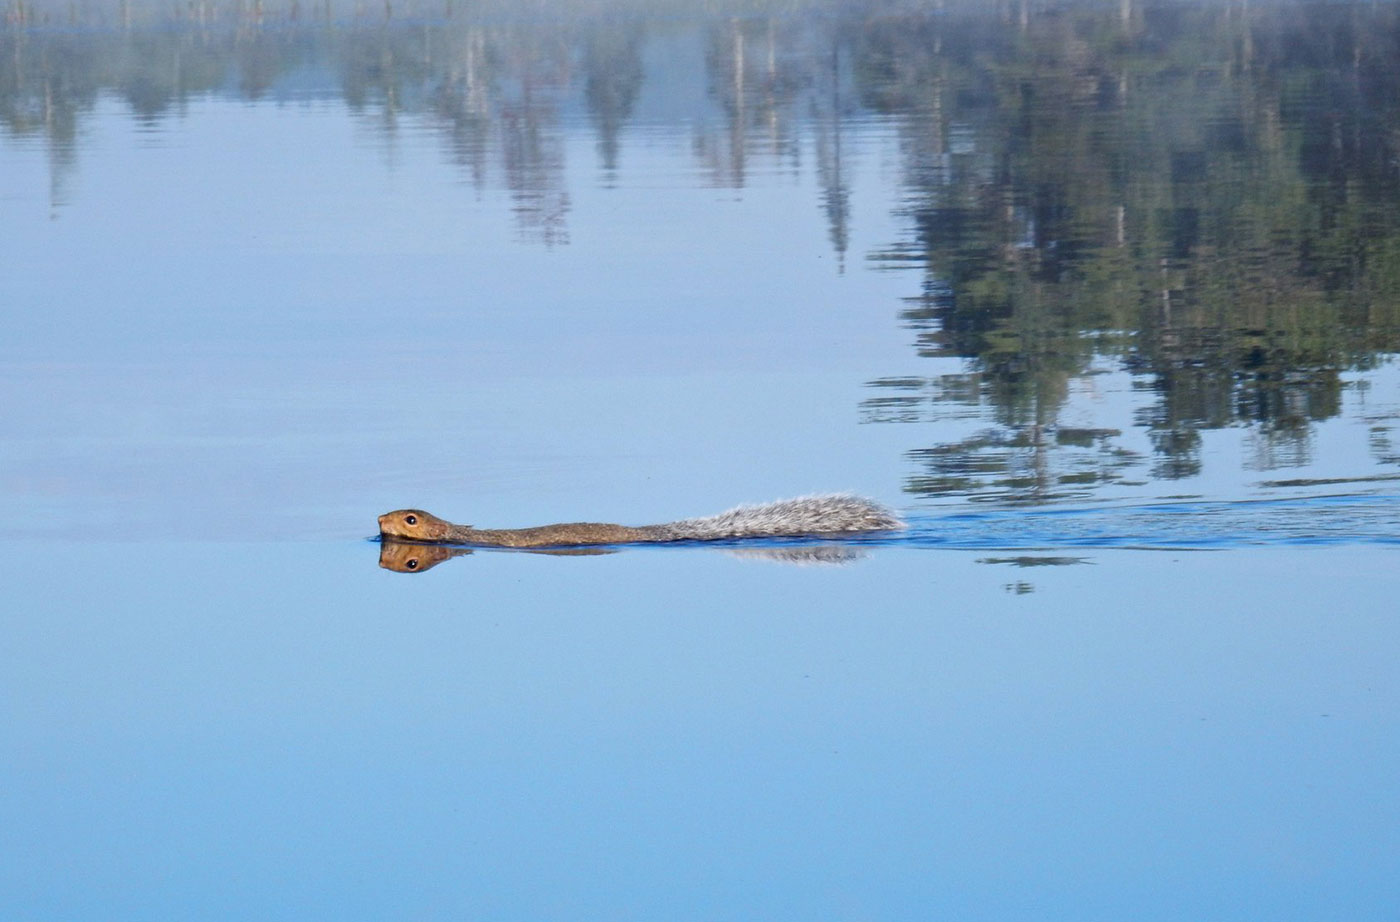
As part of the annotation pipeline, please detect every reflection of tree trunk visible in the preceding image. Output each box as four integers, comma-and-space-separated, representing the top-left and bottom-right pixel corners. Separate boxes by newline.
730, 18, 745, 186
765, 19, 778, 151
931, 69, 944, 155
582, 22, 643, 180
816, 38, 850, 268
44, 77, 55, 207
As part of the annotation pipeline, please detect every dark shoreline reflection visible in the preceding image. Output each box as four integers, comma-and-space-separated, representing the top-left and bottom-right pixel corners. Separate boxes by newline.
6, 0, 1400, 507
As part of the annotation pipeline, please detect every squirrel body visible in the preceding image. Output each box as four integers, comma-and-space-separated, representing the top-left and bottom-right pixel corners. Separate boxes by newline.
378, 494, 903, 548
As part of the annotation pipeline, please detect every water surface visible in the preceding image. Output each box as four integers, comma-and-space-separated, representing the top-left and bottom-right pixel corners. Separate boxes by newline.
2, 1, 1398, 918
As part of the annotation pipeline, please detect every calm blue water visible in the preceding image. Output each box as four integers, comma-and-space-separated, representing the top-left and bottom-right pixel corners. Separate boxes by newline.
2, 2, 1399, 919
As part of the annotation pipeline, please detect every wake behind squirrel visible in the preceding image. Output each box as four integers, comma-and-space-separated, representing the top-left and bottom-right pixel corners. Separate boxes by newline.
378, 494, 904, 548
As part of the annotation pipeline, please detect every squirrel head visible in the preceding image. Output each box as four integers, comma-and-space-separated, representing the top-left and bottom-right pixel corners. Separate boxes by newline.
377, 509, 460, 542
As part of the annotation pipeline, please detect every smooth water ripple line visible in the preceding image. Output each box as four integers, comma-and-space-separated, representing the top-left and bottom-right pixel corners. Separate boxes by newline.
888, 492, 1400, 550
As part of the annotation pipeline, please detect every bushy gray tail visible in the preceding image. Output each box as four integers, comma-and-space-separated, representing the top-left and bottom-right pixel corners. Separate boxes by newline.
656, 494, 904, 540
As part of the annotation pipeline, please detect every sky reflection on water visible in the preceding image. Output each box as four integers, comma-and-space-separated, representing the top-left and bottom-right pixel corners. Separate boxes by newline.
4, 540, 1399, 920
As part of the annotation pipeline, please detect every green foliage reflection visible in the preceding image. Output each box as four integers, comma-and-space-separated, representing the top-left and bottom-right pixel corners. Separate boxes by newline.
4, 0, 1398, 502
854, 2, 1400, 500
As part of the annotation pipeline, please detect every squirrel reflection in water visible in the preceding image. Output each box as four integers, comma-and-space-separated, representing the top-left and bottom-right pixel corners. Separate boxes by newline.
376, 494, 901, 574
378, 541, 613, 573
377, 536, 870, 574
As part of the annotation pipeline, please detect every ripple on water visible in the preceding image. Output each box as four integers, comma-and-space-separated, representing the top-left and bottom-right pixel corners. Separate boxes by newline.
894, 491, 1400, 551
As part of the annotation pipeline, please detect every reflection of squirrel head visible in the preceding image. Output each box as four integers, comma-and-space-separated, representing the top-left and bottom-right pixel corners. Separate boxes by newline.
377, 509, 459, 542
378, 541, 470, 573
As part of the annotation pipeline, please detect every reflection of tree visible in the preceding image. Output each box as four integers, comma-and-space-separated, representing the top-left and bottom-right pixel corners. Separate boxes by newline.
492, 25, 572, 246
689, 14, 869, 267
4, 3, 1400, 494
694, 17, 806, 189
0, 32, 87, 209
811, 35, 853, 270
341, 20, 573, 243
582, 20, 643, 181
0, 28, 240, 209
431, 27, 491, 187
1, 9, 869, 254
855, 2, 1400, 501
864, 374, 1141, 503
0, 15, 582, 242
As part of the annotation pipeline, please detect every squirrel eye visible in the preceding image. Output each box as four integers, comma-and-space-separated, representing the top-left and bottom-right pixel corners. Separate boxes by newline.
406, 559, 419, 569
405, 514, 417, 525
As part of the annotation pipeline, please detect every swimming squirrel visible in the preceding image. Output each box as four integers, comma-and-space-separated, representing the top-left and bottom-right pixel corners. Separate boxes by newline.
378, 494, 904, 548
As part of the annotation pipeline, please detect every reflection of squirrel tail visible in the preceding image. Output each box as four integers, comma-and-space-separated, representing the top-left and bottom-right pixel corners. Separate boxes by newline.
651, 494, 904, 540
